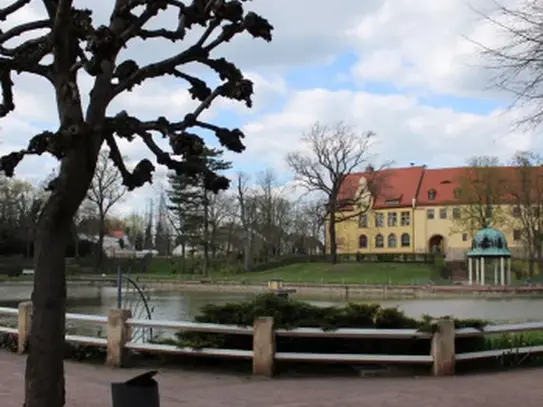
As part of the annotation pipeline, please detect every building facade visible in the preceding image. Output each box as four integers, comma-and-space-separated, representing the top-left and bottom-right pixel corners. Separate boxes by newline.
331, 166, 528, 260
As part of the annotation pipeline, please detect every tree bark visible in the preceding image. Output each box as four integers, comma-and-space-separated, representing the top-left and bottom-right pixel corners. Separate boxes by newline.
96, 213, 105, 272
328, 209, 338, 264
24, 205, 70, 407
202, 190, 209, 275
24, 155, 98, 407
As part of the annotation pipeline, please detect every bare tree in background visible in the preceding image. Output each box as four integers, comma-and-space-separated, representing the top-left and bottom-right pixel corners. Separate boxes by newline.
235, 172, 258, 272
453, 155, 507, 235
207, 191, 235, 258
509, 151, 543, 276
476, 1, 543, 127
87, 150, 126, 269
256, 168, 292, 259
286, 122, 381, 264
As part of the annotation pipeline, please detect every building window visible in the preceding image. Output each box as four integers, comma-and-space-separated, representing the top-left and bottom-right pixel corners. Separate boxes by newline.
401, 233, 410, 247
387, 233, 397, 248
439, 208, 447, 219
359, 213, 367, 228
358, 235, 368, 249
452, 207, 461, 219
428, 189, 436, 200
512, 207, 521, 217
387, 212, 397, 227
454, 188, 462, 199
513, 229, 522, 241
427, 209, 435, 219
375, 234, 384, 248
375, 213, 384, 228
462, 233, 468, 241
401, 211, 410, 226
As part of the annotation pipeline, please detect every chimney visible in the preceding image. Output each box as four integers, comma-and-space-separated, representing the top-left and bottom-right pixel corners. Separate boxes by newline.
410, 162, 415, 167
365, 165, 374, 173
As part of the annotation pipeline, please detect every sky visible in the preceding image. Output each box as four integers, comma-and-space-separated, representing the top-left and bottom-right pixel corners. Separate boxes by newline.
0, 0, 539, 215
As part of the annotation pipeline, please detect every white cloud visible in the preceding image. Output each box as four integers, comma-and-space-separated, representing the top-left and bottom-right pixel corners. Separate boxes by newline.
238, 89, 536, 171
0, 0, 538, 217
348, 0, 522, 98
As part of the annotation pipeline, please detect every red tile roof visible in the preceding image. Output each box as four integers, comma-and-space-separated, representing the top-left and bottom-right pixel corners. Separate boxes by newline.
416, 167, 464, 206
337, 166, 425, 209
417, 166, 543, 205
108, 230, 125, 239
337, 165, 543, 210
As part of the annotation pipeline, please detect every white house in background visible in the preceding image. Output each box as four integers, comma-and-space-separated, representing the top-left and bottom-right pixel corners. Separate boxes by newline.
171, 244, 203, 257
77, 232, 137, 257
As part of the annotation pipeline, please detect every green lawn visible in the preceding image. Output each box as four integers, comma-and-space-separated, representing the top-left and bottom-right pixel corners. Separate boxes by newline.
138, 262, 437, 285
222, 262, 435, 284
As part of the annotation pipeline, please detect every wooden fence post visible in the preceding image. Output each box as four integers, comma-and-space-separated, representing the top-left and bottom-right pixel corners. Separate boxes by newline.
106, 309, 132, 368
431, 318, 456, 376
253, 317, 275, 377
17, 301, 33, 354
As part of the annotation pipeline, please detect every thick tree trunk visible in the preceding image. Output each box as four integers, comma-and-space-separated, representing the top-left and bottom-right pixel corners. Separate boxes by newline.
243, 231, 252, 272
202, 191, 209, 275
328, 211, 338, 264
24, 148, 100, 407
96, 217, 106, 272
24, 206, 71, 407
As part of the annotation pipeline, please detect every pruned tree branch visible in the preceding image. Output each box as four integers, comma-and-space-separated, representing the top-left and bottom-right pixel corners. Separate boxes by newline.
0, 1, 274, 406
0, 0, 272, 192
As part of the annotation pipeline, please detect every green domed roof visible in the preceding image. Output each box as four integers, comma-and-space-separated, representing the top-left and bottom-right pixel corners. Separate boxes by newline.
467, 227, 511, 257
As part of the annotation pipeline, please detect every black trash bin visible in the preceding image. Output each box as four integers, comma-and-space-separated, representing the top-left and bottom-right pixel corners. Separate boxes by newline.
111, 370, 160, 407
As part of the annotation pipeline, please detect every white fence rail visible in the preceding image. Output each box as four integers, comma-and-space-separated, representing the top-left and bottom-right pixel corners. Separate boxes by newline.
1, 303, 543, 376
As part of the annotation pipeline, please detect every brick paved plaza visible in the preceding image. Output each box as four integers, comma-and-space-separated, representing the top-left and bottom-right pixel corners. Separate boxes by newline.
1, 351, 542, 406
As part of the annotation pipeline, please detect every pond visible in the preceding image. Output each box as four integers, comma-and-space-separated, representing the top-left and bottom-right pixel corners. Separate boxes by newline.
1, 284, 543, 324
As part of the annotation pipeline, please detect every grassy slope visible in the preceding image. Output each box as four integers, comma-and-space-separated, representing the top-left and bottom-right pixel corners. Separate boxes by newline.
220, 262, 435, 284
139, 262, 436, 284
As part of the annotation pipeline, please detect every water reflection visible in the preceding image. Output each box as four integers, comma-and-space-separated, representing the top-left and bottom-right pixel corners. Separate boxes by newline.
1, 283, 543, 323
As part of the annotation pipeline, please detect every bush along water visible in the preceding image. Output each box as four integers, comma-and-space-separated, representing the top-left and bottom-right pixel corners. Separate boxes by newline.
166, 294, 486, 357
161, 294, 543, 371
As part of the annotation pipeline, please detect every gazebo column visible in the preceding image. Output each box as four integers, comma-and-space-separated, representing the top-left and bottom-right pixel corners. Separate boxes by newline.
468, 257, 473, 285
493, 260, 498, 285
481, 257, 485, 285
475, 259, 480, 284
500, 257, 505, 286
507, 257, 512, 284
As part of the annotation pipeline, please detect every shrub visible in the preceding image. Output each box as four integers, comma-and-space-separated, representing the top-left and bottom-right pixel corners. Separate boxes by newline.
169, 294, 487, 356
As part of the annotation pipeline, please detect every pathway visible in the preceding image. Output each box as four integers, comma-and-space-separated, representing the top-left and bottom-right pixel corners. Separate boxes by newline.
1, 351, 542, 407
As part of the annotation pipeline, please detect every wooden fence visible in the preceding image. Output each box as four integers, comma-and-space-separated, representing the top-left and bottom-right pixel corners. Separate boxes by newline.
1, 303, 543, 376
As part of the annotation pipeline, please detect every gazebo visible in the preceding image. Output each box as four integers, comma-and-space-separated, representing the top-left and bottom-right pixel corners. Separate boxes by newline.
466, 227, 512, 285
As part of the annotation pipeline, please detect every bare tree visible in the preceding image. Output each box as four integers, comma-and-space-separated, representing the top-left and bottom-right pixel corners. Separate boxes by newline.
235, 172, 258, 272
255, 168, 292, 259
207, 191, 235, 258
292, 198, 326, 254
0, 2, 273, 405
475, 1, 543, 127
286, 122, 380, 263
509, 151, 543, 276
86, 150, 126, 269
453, 156, 507, 235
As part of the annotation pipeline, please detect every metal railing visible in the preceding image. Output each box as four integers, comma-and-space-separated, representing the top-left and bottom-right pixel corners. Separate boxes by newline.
2, 304, 543, 375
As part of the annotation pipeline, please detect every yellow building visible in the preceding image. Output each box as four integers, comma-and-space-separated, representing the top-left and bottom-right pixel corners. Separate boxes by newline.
330, 166, 526, 260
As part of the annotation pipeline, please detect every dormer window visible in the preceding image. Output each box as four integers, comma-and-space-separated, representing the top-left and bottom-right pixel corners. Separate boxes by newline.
385, 199, 401, 205
428, 189, 436, 201
453, 188, 462, 199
